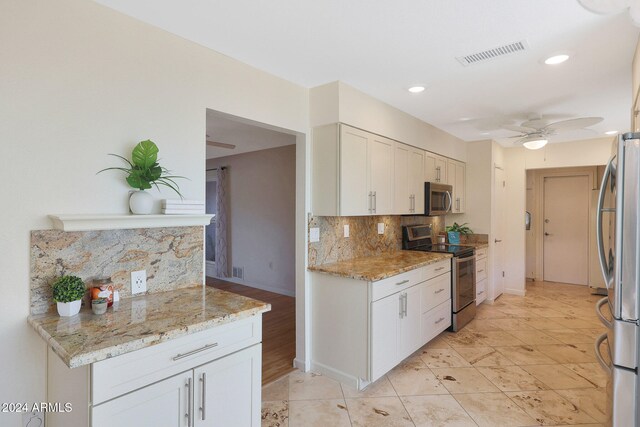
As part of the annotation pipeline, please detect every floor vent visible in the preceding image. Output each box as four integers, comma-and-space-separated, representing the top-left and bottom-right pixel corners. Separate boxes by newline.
232, 266, 244, 280
456, 40, 529, 66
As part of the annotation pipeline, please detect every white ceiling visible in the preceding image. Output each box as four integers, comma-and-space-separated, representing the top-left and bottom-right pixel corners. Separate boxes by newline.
206, 110, 295, 159
96, 0, 640, 145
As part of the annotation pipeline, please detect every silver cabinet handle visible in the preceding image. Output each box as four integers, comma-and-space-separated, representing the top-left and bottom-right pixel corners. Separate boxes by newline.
434, 288, 445, 294
373, 191, 377, 213
173, 343, 219, 361
200, 373, 206, 421
594, 332, 612, 375
368, 191, 373, 213
434, 317, 445, 324
398, 294, 404, 319
396, 279, 410, 286
596, 297, 612, 329
185, 378, 192, 427
435, 266, 445, 271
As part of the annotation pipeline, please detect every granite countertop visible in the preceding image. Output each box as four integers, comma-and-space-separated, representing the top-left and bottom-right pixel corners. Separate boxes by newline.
308, 251, 452, 281
28, 286, 271, 368
461, 242, 489, 250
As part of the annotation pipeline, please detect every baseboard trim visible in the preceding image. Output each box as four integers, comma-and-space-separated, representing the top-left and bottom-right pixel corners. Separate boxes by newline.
310, 361, 361, 389
206, 275, 295, 297
293, 357, 307, 372
505, 288, 526, 297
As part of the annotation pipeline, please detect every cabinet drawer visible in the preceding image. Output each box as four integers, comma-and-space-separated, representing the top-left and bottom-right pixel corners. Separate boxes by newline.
476, 257, 487, 282
476, 247, 488, 260
371, 267, 422, 302
421, 259, 451, 282
420, 273, 451, 314
476, 279, 487, 305
92, 315, 261, 405
421, 299, 451, 344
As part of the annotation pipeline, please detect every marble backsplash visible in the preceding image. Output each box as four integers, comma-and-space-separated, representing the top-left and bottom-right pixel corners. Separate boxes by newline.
30, 226, 203, 315
308, 215, 444, 267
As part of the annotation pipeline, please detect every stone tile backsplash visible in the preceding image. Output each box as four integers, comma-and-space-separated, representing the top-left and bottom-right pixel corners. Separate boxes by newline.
30, 226, 203, 315
308, 215, 444, 267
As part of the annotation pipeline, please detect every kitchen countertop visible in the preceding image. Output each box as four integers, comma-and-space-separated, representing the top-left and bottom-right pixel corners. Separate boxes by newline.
308, 251, 452, 281
27, 286, 270, 368
461, 242, 489, 250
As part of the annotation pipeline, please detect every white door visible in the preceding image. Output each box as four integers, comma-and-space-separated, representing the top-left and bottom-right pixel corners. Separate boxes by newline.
194, 344, 261, 427
92, 372, 191, 427
409, 148, 425, 214
340, 126, 369, 215
394, 143, 411, 214
493, 167, 506, 298
398, 286, 421, 360
543, 175, 590, 285
371, 293, 400, 381
369, 135, 394, 215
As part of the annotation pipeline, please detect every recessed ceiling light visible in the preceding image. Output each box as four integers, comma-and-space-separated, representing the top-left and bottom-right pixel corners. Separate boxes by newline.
480, 132, 490, 135
544, 54, 570, 65
605, 130, 618, 135
408, 86, 425, 93
459, 117, 472, 121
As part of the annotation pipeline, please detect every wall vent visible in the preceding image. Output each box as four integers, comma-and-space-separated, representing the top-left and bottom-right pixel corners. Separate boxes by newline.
456, 40, 529, 66
232, 266, 244, 280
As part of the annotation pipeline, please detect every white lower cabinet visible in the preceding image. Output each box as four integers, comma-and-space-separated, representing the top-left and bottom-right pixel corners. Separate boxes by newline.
311, 259, 452, 389
476, 247, 488, 305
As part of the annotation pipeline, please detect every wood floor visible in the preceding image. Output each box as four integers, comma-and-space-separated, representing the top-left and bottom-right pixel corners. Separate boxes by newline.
206, 277, 296, 385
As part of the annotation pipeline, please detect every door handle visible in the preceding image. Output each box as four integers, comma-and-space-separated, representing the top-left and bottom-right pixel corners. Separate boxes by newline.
368, 191, 373, 213
494, 239, 502, 243
445, 191, 453, 213
544, 232, 551, 236
398, 294, 404, 319
596, 297, 612, 329
373, 191, 377, 213
200, 373, 207, 421
185, 378, 192, 427
596, 156, 615, 288
594, 332, 612, 375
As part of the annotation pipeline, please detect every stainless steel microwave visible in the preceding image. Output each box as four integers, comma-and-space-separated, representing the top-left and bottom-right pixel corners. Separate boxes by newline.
424, 182, 453, 216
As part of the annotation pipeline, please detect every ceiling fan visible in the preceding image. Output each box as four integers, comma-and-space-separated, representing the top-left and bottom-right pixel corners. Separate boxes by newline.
502, 116, 603, 150
206, 134, 236, 150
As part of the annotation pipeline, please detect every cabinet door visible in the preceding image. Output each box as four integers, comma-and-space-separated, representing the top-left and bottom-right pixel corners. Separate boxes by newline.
409, 148, 425, 215
455, 162, 465, 213
92, 372, 191, 427
398, 286, 422, 360
435, 156, 447, 183
371, 293, 400, 381
447, 160, 458, 212
394, 143, 411, 214
194, 344, 261, 427
369, 135, 394, 215
340, 125, 370, 216
425, 153, 437, 182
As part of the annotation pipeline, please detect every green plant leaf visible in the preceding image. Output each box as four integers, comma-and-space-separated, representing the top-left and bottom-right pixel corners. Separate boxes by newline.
52, 275, 86, 303
126, 171, 152, 190
131, 140, 159, 169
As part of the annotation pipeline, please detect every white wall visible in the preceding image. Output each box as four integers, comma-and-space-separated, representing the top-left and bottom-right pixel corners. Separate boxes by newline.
310, 82, 468, 162
501, 138, 614, 295
0, 1, 309, 424
207, 145, 297, 296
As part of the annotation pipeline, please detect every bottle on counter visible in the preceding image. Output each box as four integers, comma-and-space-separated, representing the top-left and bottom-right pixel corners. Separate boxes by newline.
91, 278, 114, 307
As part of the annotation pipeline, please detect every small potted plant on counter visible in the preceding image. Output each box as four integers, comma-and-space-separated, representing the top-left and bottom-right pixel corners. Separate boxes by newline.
52, 275, 86, 317
445, 222, 473, 244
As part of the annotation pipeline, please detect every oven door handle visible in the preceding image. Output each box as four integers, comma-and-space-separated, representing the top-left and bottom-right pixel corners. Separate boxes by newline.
455, 254, 476, 263
594, 332, 612, 375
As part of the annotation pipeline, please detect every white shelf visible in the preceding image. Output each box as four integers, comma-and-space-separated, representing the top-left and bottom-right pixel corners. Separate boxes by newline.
48, 214, 215, 232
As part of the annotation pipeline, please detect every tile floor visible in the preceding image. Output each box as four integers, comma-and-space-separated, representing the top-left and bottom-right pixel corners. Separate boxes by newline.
261, 281, 609, 426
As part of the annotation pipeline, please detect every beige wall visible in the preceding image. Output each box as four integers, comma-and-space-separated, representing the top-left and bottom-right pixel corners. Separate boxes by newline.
207, 145, 297, 296
0, 1, 309, 424
310, 82, 468, 162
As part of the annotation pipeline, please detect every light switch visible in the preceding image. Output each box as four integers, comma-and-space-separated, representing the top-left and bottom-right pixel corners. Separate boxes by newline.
377, 223, 385, 234
344, 224, 350, 238
310, 227, 320, 242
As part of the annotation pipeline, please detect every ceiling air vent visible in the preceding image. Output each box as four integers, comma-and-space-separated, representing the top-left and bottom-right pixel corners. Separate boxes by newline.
456, 40, 529, 66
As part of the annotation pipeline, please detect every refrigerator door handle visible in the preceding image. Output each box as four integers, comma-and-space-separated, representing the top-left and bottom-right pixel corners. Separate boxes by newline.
594, 332, 612, 376
596, 157, 614, 288
596, 297, 613, 329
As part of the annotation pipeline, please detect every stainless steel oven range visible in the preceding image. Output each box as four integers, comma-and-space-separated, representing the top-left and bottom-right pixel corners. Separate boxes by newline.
402, 224, 476, 331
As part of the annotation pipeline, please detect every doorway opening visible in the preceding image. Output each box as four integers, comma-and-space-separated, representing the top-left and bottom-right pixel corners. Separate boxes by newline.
204, 109, 298, 384
525, 166, 606, 292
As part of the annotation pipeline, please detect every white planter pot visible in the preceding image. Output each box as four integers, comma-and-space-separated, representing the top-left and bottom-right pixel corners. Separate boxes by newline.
56, 300, 82, 317
129, 190, 154, 215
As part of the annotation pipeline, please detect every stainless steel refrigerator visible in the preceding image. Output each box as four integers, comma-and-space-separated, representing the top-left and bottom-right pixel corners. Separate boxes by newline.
595, 132, 640, 427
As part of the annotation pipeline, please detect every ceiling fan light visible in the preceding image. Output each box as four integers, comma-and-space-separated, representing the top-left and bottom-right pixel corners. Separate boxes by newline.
522, 138, 548, 150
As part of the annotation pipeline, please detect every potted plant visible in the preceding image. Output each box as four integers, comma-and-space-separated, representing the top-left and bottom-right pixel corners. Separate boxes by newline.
52, 275, 86, 317
98, 140, 185, 214
445, 222, 473, 244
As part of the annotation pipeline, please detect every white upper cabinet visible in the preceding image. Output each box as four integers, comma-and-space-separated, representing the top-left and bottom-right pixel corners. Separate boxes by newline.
395, 142, 425, 215
446, 159, 466, 214
368, 133, 394, 215
425, 152, 447, 184
339, 126, 370, 216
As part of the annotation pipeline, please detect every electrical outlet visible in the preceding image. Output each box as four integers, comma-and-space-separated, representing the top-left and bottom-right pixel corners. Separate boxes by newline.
131, 270, 147, 295
343, 224, 350, 238
23, 410, 44, 427
377, 223, 385, 234
310, 227, 320, 242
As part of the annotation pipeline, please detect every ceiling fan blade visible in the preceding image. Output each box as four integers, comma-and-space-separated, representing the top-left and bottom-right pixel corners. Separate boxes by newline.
577, 0, 629, 14
520, 119, 548, 130
206, 140, 236, 149
544, 117, 603, 132
502, 124, 538, 133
